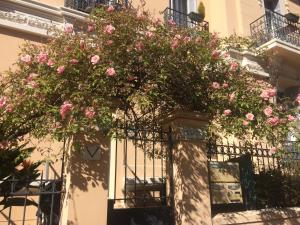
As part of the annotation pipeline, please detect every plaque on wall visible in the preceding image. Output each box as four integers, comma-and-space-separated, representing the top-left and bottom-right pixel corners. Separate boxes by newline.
178, 127, 206, 140
82, 144, 101, 160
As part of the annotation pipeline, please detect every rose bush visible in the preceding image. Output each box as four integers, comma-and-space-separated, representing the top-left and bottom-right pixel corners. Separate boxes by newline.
0, 5, 297, 151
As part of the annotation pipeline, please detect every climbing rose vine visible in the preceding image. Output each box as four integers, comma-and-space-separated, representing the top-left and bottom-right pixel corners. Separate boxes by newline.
0, 5, 297, 151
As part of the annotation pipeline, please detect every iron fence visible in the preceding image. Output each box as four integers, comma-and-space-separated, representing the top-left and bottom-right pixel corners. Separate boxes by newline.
107, 125, 174, 225
163, 7, 209, 31
65, 0, 129, 12
0, 176, 63, 225
250, 9, 300, 48
207, 140, 300, 214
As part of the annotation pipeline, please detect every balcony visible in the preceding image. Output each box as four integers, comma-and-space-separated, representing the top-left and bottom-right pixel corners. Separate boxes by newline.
250, 9, 300, 48
250, 9, 300, 75
65, 0, 128, 12
163, 7, 209, 31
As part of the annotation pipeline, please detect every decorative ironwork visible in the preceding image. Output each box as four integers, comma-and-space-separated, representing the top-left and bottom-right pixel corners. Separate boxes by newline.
163, 7, 209, 31
0, 176, 64, 225
65, 0, 129, 12
207, 140, 300, 213
107, 124, 174, 225
250, 9, 300, 48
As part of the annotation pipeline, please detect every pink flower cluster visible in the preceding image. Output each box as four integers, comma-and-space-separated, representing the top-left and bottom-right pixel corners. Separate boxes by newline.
26, 73, 39, 89
263, 106, 273, 117
64, 23, 74, 33
106, 67, 116, 76
91, 55, 100, 65
47, 59, 55, 67
57, 66, 65, 74
107, 5, 115, 12
246, 113, 255, 121
211, 50, 221, 59
230, 61, 239, 72
212, 82, 220, 89
223, 109, 231, 116
260, 88, 276, 100
267, 116, 279, 126
0, 96, 7, 109
104, 24, 115, 34
37, 52, 48, 64
85, 107, 95, 119
60, 101, 73, 119
20, 54, 32, 64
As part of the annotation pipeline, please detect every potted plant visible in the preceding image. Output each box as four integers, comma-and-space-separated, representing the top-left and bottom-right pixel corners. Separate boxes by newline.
188, 1, 205, 22
285, 12, 299, 23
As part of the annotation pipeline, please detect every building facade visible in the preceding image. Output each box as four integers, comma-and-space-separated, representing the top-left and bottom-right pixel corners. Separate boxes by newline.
0, 0, 300, 225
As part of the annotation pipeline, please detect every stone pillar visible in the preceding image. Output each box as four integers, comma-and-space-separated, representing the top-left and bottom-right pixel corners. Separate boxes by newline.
60, 134, 110, 225
166, 111, 212, 225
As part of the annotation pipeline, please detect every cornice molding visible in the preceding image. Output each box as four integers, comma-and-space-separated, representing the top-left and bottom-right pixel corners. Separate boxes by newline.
0, 0, 88, 37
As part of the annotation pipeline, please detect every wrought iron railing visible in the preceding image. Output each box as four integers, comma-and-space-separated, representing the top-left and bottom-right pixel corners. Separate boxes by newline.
65, 0, 129, 12
207, 140, 300, 214
250, 9, 300, 48
0, 176, 64, 225
163, 7, 209, 31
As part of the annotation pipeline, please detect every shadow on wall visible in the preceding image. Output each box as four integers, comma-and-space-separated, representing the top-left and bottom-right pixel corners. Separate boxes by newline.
65, 134, 110, 192
173, 140, 211, 225
213, 206, 300, 225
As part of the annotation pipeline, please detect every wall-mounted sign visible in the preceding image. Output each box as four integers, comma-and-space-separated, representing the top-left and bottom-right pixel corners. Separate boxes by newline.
82, 144, 101, 160
178, 127, 206, 140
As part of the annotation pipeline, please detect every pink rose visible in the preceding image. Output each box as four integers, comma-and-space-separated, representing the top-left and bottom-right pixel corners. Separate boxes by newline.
135, 41, 144, 51
70, 59, 79, 65
91, 55, 100, 65
107, 5, 115, 12
27, 73, 38, 82
211, 50, 220, 59
47, 59, 55, 67
171, 39, 179, 50
268, 88, 276, 97
263, 106, 273, 117
228, 93, 236, 102
57, 66, 65, 74
183, 36, 191, 43
223, 109, 231, 116
243, 120, 249, 126
230, 61, 239, 72
260, 90, 270, 100
28, 81, 38, 89
0, 97, 7, 109
212, 82, 220, 89
145, 31, 154, 38
168, 19, 176, 26
106, 40, 113, 45
267, 116, 279, 126
106, 67, 116, 76
287, 115, 296, 122
37, 52, 48, 64
87, 24, 94, 32
64, 23, 74, 33
222, 83, 229, 88
104, 24, 115, 34
60, 101, 73, 119
85, 107, 96, 119
174, 34, 182, 40
270, 147, 278, 155
246, 113, 255, 121
20, 54, 32, 64
5, 104, 13, 113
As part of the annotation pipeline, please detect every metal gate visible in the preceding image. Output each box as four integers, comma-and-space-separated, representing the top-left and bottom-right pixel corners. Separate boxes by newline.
107, 126, 175, 225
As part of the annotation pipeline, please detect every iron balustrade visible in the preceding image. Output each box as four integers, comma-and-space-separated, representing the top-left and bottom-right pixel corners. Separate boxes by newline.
0, 175, 64, 225
163, 7, 209, 31
65, 0, 129, 12
250, 9, 300, 48
207, 140, 300, 214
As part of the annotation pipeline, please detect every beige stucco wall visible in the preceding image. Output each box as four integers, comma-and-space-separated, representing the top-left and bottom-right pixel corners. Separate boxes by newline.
35, 0, 65, 7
